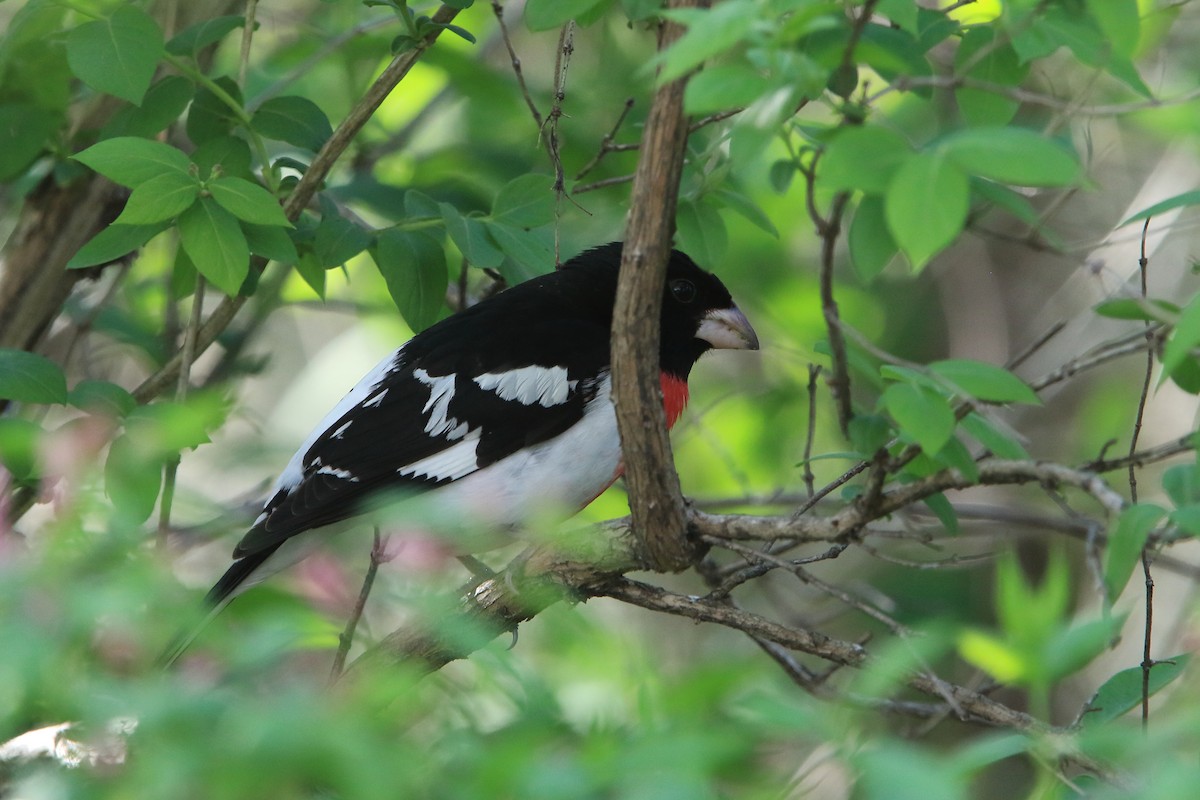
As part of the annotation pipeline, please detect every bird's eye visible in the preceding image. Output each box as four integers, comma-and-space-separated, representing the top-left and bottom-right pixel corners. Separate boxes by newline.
669, 279, 697, 304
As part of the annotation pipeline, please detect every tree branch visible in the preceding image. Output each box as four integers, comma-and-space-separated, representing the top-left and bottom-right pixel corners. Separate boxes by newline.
132, 4, 462, 405
611, 0, 706, 572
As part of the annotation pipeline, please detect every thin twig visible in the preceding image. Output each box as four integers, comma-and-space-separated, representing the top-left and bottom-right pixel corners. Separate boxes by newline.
1027, 327, 1160, 393
574, 173, 635, 194
1131, 218, 1157, 729
156, 274, 205, 549
1081, 434, 1197, 474
238, 0, 258, 88
819, 191, 852, 435
1008, 320, 1067, 371
802, 365, 821, 498
492, 1, 543, 127
574, 97, 635, 181
575, 104, 739, 183
330, 529, 389, 680
546, 21, 574, 166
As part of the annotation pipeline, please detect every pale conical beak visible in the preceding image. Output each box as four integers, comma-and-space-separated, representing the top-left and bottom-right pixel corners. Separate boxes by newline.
696, 305, 759, 351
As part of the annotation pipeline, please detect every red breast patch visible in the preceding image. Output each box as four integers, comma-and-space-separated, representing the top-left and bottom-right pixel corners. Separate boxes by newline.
660, 373, 690, 429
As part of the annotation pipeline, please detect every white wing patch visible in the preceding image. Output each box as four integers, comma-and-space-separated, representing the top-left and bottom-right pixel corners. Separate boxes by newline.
317, 465, 359, 482
413, 368, 469, 439
274, 348, 404, 493
474, 365, 577, 407
397, 429, 481, 482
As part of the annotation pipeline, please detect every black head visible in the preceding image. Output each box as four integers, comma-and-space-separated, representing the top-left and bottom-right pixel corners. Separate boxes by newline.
559, 242, 759, 379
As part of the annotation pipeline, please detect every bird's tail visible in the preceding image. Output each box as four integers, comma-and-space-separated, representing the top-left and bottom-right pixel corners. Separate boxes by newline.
156, 544, 281, 669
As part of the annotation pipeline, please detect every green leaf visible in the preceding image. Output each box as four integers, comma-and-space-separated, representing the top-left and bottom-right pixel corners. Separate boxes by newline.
313, 209, 372, 268
1170, 356, 1200, 395
924, 492, 959, 534
877, 0, 918, 33
105, 431, 162, 524
73, 136, 192, 188
0, 349, 68, 404
492, 174, 554, 228
970, 178, 1041, 227
675, 199, 728, 266
1160, 293, 1200, 381
243, 224, 298, 264
1093, 298, 1178, 322
1169, 505, 1200, 537
178, 197, 250, 296
1083, 0, 1140, 59
857, 744, 967, 800
768, 159, 795, 194
207, 177, 290, 226
882, 383, 956, 454
252, 95, 333, 151
186, 76, 244, 145
955, 28, 1027, 127
102, 75, 195, 139
885, 152, 968, 270
959, 629, 1027, 683
929, 359, 1041, 404
1013, 6, 1150, 97
0, 103, 60, 180
848, 414, 892, 456
857, 24, 933, 86
1121, 190, 1200, 227
1163, 464, 1200, 507
713, 188, 778, 238
941, 127, 1080, 187
112, 171, 199, 225
165, 15, 246, 57
524, 0, 610, 31
849, 196, 896, 282
0, 419, 42, 483
1045, 616, 1124, 681
372, 230, 448, 332
1082, 655, 1192, 729
405, 190, 441, 219
934, 435, 980, 484
69, 222, 168, 269
441, 204, 504, 269
656, 3, 755, 82
294, 252, 326, 298
1103, 504, 1166, 600
961, 413, 1029, 460
66, 6, 164, 104
820, 126, 912, 194
192, 135, 253, 180
485, 222, 555, 283
683, 63, 768, 115
69, 380, 136, 417
441, 24, 477, 45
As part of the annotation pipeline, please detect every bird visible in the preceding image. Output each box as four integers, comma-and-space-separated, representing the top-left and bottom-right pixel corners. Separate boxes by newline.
166, 242, 757, 662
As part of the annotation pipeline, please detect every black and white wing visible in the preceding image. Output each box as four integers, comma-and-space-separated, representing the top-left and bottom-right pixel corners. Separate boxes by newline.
230, 317, 613, 564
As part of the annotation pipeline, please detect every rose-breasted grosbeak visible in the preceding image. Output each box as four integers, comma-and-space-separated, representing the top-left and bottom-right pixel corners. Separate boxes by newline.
174, 242, 756, 657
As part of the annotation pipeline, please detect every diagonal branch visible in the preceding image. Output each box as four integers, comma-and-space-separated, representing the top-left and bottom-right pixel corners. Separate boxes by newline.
132, 4, 462, 404
611, 0, 707, 573
350, 457, 1129, 671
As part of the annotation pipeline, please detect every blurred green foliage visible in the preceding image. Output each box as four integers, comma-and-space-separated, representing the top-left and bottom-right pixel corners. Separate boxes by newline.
4, 0, 1200, 797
